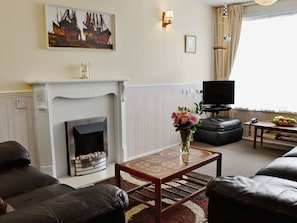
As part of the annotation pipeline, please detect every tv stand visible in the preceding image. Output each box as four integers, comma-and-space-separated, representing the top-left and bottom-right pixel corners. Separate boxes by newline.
202, 105, 231, 114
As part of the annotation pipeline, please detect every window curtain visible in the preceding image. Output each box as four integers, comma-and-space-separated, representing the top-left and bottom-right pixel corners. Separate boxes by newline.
214, 4, 243, 80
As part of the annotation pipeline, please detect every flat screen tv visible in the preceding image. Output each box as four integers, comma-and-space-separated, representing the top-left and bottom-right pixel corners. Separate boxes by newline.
202, 80, 235, 107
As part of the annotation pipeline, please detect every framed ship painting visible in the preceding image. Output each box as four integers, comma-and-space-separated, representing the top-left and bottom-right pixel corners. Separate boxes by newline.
44, 4, 115, 50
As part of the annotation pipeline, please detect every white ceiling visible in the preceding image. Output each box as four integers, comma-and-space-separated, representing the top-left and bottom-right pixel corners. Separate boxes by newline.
197, 0, 252, 6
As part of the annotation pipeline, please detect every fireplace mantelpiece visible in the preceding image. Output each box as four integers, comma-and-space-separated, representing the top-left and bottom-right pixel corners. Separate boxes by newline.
28, 79, 128, 178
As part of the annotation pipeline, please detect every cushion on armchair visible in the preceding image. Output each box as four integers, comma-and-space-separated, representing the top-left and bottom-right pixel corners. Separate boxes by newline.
256, 157, 297, 182
0, 141, 30, 168
0, 141, 58, 200
282, 146, 297, 157
0, 166, 59, 199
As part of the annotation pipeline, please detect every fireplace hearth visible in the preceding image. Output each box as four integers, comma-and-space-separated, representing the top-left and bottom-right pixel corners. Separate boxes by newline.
66, 117, 107, 176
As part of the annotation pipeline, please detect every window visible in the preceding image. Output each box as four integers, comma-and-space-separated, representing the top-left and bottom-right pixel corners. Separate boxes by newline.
230, 13, 297, 113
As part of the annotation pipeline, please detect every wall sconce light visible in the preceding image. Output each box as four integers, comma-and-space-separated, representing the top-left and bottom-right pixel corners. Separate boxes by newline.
254, 0, 278, 6
162, 10, 174, 27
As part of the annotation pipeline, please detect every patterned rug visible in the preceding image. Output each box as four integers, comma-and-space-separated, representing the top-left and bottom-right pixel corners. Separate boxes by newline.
99, 172, 211, 223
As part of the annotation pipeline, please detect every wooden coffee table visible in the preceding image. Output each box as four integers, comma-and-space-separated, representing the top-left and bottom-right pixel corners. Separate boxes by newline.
115, 146, 222, 223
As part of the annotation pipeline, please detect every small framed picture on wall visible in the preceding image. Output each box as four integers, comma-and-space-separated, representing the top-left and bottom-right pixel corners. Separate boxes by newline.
185, 35, 196, 53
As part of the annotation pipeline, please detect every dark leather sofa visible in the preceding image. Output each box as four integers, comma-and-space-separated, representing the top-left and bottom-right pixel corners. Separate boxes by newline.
206, 146, 297, 223
0, 141, 129, 223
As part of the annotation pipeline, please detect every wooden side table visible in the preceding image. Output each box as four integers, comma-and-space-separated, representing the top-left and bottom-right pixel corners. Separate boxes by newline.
244, 121, 297, 148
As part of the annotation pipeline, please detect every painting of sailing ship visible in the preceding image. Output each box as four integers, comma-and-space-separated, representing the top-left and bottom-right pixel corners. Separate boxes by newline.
45, 4, 115, 50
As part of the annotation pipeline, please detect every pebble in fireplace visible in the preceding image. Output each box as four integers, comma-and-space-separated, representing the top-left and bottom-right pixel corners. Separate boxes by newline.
65, 117, 107, 176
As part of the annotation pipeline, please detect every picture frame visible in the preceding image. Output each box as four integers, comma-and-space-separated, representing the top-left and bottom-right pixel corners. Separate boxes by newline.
185, 35, 196, 53
44, 4, 115, 50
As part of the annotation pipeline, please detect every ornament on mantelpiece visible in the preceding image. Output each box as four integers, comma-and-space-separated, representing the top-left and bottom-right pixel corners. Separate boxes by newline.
80, 62, 90, 79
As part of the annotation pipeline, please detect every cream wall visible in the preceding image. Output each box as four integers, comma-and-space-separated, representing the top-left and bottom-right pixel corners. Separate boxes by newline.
0, 0, 214, 92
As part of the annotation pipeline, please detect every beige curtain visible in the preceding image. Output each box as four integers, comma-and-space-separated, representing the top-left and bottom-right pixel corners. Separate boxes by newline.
214, 4, 243, 80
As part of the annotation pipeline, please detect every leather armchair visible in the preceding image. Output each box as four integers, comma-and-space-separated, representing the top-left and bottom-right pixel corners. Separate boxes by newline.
0, 141, 129, 223
206, 146, 297, 223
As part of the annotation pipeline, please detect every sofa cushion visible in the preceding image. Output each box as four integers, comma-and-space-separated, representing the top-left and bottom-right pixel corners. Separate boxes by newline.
0, 184, 128, 223
6, 184, 74, 209
256, 157, 297, 181
0, 141, 30, 168
252, 175, 297, 189
282, 146, 297, 157
0, 166, 59, 199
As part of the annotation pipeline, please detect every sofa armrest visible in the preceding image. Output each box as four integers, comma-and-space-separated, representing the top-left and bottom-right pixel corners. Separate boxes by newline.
206, 176, 297, 223
0, 184, 129, 223
0, 141, 30, 168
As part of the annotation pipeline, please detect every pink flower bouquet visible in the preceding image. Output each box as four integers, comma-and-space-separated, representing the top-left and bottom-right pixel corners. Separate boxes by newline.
171, 107, 200, 132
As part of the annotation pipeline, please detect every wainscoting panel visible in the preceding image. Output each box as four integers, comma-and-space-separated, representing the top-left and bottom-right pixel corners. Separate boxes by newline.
0, 92, 39, 167
2, 88, 296, 170
125, 83, 202, 159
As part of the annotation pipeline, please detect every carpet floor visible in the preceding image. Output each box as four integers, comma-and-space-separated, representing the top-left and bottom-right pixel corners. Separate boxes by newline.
99, 172, 211, 223
191, 139, 288, 177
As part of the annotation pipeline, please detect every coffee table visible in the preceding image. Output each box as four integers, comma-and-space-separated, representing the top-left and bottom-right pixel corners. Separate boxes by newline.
115, 146, 222, 223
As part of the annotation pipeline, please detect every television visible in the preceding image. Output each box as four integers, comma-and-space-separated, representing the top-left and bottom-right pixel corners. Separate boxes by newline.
202, 80, 235, 107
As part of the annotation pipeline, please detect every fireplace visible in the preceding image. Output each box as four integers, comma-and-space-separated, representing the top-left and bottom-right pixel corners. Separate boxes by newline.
28, 79, 128, 178
65, 117, 107, 176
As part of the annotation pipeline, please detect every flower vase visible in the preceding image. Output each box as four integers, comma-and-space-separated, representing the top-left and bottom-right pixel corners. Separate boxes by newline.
179, 129, 191, 155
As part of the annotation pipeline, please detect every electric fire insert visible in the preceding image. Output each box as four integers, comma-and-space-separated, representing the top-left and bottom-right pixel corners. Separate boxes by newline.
65, 116, 107, 176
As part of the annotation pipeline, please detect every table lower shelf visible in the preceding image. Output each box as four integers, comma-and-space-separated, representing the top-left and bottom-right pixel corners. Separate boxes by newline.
126, 172, 212, 213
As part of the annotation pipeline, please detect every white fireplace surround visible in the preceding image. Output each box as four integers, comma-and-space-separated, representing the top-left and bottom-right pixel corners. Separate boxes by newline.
28, 79, 128, 178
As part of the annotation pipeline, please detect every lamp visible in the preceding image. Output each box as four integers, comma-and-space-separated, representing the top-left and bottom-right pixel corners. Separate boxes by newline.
162, 10, 174, 27
254, 0, 277, 6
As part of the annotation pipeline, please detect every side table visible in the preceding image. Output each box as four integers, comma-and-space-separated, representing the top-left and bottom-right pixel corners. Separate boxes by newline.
244, 121, 297, 148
